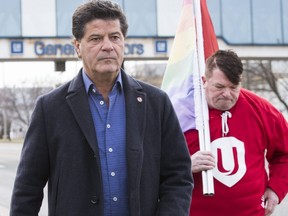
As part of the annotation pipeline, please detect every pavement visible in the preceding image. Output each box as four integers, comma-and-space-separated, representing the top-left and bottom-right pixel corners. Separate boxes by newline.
0, 206, 8, 216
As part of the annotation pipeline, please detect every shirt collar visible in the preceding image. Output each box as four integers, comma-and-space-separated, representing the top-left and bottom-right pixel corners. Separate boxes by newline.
82, 68, 123, 94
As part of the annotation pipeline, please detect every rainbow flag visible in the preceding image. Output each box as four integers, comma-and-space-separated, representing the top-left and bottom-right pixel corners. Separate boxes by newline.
161, 0, 218, 133
161, 0, 218, 195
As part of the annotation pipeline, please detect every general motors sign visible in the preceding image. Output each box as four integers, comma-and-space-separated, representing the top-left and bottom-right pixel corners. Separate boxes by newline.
0, 38, 172, 61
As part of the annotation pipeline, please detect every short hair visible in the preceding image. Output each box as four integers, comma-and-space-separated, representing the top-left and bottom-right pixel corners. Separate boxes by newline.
72, 0, 128, 41
205, 50, 243, 85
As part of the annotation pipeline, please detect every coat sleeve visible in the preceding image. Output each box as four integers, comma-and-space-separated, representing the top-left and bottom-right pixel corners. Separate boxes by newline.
184, 129, 200, 156
266, 111, 288, 203
156, 93, 193, 216
10, 97, 49, 215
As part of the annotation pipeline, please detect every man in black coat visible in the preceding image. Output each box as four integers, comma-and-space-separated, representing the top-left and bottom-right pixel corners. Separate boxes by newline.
10, 0, 193, 215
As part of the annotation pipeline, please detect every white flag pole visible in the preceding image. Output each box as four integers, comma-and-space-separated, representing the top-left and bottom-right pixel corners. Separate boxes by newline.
193, 0, 214, 196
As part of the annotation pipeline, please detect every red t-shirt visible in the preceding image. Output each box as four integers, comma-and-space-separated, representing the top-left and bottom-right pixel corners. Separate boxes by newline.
185, 88, 288, 216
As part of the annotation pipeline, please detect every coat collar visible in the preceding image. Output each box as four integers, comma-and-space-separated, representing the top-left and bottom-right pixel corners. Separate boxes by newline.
65, 69, 146, 153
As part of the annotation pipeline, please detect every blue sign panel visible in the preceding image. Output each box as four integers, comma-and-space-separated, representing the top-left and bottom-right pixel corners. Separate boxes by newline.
155, 40, 167, 53
11, 41, 24, 54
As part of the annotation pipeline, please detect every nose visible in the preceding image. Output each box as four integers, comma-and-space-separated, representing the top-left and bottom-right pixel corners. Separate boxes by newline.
101, 37, 114, 51
222, 88, 231, 97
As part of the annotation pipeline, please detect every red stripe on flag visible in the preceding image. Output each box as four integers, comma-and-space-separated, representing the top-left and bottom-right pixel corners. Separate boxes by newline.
201, 0, 219, 60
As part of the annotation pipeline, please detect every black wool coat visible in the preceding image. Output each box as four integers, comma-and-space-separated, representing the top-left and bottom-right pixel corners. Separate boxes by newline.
10, 70, 193, 216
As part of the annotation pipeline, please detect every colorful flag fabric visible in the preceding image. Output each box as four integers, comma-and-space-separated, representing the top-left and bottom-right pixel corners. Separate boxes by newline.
161, 0, 218, 133
201, 0, 219, 60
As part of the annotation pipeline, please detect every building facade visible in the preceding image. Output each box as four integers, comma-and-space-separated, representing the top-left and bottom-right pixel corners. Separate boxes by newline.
0, 0, 287, 61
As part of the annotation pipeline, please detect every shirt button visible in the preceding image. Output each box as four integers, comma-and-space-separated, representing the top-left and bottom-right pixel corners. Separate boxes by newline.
108, 148, 113, 152
100, 100, 104, 105
107, 124, 111, 128
113, 197, 118, 202
111, 172, 115, 176
91, 196, 99, 204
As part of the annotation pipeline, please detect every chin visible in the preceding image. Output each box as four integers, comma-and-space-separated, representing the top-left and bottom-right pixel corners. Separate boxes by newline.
215, 103, 234, 111
100, 65, 119, 73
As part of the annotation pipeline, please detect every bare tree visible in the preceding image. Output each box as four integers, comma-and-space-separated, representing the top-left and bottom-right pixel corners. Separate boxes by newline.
243, 59, 288, 113
0, 86, 52, 140
127, 61, 166, 87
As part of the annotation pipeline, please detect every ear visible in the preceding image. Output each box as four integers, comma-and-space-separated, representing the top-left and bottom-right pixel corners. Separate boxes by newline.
201, 76, 207, 84
240, 74, 243, 82
73, 39, 81, 58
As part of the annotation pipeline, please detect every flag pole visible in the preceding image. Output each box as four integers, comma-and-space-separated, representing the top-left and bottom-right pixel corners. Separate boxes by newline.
160, 0, 216, 195
194, 0, 214, 196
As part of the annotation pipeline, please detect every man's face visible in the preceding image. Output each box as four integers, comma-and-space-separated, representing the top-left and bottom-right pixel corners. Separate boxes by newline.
74, 19, 125, 78
203, 68, 241, 111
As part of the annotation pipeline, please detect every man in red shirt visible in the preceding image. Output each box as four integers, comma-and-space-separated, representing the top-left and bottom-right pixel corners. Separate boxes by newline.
186, 49, 288, 216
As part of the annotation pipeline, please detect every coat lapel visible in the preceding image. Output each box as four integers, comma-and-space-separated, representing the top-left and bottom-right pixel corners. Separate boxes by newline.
65, 71, 98, 154
122, 71, 146, 213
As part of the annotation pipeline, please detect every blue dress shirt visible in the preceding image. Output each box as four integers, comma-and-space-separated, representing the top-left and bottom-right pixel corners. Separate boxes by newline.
82, 70, 129, 216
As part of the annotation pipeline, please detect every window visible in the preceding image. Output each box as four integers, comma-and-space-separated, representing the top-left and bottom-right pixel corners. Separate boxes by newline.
0, 0, 21, 37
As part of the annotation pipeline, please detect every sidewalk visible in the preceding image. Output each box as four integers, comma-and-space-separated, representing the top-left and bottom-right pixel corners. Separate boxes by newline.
273, 195, 288, 216
0, 206, 9, 216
